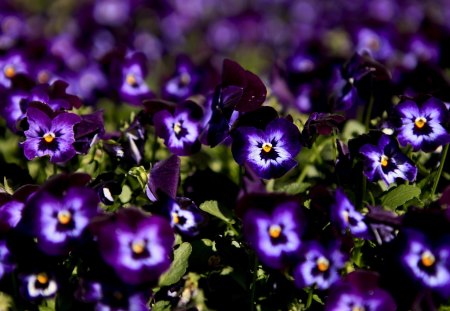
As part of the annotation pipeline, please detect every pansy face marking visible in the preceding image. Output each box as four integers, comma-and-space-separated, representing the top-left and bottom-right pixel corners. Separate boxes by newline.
26, 272, 58, 299
232, 118, 301, 179
395, 97, 450, 152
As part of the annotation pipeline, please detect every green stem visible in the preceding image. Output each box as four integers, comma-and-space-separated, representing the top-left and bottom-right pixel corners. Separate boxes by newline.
363, 81, 374, 131
305, 287, 314, 309
430, 144, 449, 200
151, 130, 158, 163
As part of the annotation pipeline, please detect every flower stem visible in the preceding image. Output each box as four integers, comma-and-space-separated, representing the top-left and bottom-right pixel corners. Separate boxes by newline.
430, 144, 449, 200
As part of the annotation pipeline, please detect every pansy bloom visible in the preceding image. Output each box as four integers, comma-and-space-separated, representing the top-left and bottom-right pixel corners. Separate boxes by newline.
293, 242, 347, 290
23, 106, 81, 163
325, 271, 396, 311
242, 197, 303, 269
360, 134, 417, 186
21, 271, 58, 300
166, 197, 204, 237
0, 51, 28, 88
331, 189, 369, 238
119, 52, 154, 106
401, 229, 450, 297
23, 186, 99, 256
394, 97, 450, 152
91, 208, 174, 285
153, 101, 203, 156
231, 118, 301, 179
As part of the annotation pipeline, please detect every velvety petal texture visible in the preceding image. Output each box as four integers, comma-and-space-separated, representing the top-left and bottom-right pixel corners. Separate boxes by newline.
325, 271, 396, 311
27, 186, 99, 255
401, 229, 450, 297
243, 200, 303, 269
232, 118, 301, 179
360, 134, 417, 186
93, 208, 174, 285
331, 189, 370, 238
153, 102, 203, 156
294, 242, 347, 290
23, 107, 81, 163
395, 97, 450, 152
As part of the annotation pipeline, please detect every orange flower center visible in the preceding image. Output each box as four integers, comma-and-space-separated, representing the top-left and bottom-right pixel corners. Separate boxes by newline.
380, 155, 389, 167
268, 224, 282, 239
43, 133, 55, 143
421, 250, 435, 267
131, 240, 146, 255
4, 65, 15, 78
126, 73, 138, 86
57, 210, 72, 225
316, 256, 330, 272
352, 306, 365, 311
262, 142, 272, 153
36, 273, 49, 285
414, 117, 427, 129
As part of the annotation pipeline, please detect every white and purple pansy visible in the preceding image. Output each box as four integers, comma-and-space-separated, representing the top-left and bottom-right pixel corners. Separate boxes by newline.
360, 134, 417, 186
394, 97, 450, 152
231, 118, 301, 179
243, 200, 303, 269
331, 188, 370, 239
26, 186, 99, 256
92, 208, 174, 285
294, 242, 347, 290
401, 229, 450, 297
153, 101, 203, 156
119, 52, 153, 106
23, 106, 81, 163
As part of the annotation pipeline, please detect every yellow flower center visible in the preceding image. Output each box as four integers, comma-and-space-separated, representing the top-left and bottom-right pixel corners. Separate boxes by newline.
269, 224, 282, 239
57, 210, 72, 225
173, 122, 182, 134
414, 117, 427, 129
380, 155, 389, 167
37, 70, 50, 84
421, 250, 435, 267
172, 212, 180, 224
262, 142, 272, 153
352, 306, 365, 311
36, 273, 49, 285
4, 65, 15, 78
43, 133, 55, 144
342, 210, 350, 223
316, 256, 330, 272
126, 73, 138, 86
131, 240, 146, 255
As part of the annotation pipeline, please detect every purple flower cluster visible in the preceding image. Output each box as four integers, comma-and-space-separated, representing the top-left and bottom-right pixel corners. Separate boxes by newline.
0, 0, 450, 310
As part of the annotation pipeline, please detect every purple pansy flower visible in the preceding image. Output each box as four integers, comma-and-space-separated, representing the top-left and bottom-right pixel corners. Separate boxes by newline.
1, 89, 29, 132
325, 271, 396, 311
166, 197, 204, 237
21, 271, 58, 300
331, 189, 369, 239
394, 97, 450, 152
360, 134, 417, 186
231, 118, 301, 179
401, 229, 450, 297
294, 242, 347, 290
153, 101, 203, 156
161, 55, 200, 102
92, 208, 174, 285
243, 199, 303, 269
0, 51, 28, 88
23, 106, 81, 163
24, 186, 99, 256
119, 52, 153, 106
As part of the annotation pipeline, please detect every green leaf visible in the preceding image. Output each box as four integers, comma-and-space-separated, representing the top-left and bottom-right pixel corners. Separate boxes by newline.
159, 242, 192, 287
381, 184, 421, 210
152, 301, 172, 311
199, 200, 233, 224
